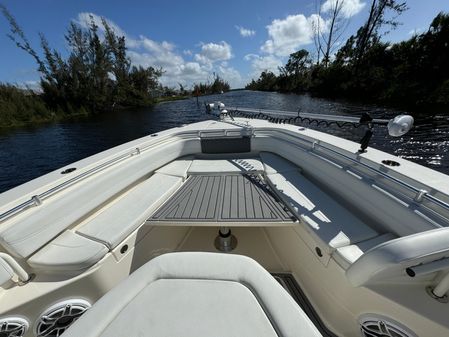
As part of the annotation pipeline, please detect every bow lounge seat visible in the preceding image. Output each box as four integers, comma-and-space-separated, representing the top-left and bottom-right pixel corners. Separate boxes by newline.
27, 159, 192, 273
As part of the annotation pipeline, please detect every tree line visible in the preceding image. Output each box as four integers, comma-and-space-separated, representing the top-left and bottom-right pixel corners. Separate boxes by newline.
0, 5, 230, 127
247, 1, 449, 112
193, 73, 230, 96
1, 5, 163, 115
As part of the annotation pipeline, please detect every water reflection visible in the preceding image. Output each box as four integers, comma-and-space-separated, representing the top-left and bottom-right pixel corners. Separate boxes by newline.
0, 90, 448, 193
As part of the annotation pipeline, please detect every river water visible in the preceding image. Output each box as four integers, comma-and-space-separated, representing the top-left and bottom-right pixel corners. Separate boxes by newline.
1, 90, 448, 193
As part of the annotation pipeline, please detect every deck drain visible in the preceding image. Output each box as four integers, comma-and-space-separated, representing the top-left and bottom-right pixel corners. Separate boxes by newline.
61, 167, 76, 174
382, 160, 400, 167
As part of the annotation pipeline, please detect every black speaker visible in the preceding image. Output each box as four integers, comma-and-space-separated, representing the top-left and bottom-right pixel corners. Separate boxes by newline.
0, 317, 28, 337
35, 299, 90, 336
360, 314, 417, 337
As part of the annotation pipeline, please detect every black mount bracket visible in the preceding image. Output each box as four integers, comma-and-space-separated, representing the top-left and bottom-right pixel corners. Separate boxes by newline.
359, 113, 374, 153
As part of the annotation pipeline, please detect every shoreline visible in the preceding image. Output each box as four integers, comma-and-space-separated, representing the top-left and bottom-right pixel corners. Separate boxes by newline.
2, 90, 445, 132
0, 96, 192, 131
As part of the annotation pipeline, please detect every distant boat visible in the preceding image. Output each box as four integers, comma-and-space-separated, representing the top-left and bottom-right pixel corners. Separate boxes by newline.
1, 103, 448, 337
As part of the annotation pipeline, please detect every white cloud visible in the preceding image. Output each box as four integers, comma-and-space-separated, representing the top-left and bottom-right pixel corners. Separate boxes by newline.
135, 37, 186, 70
261, 14, 327, 56
235, 25, 256, 37
244, 54, 283, 78
409, 28, 424, 35
74, 13, 241, 88
127, 37, 186, 82
76, 13, 204, 87
76, 12, 139, 48
194, 41, 232, 65
321, 0, 365, 19
128, 48, 208, 87
258, 1, 364, 58
180, 62, 204, 76
218, 65, 244, 88
19, 80, 41, 92
141, 38, 175, 54
77, 12, 125, 36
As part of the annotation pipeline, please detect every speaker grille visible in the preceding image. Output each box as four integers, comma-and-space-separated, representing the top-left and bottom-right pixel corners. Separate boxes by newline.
35, 299, 90, 337
0, 317, 28, 337
360, 315, 417, 337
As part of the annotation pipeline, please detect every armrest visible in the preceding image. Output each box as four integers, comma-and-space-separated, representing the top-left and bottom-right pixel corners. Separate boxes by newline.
346, 227, 449, 287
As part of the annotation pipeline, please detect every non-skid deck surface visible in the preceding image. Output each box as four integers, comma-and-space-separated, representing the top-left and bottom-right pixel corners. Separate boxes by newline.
148, 174, 297, 226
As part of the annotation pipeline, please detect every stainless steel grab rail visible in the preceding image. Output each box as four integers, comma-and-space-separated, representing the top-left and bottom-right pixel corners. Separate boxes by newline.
0, 130, 210, 223
320, 141, 449, 210
255, 129, 449, 212
0, 148, 140, 223
1, 126, 449, 224
0, 130, 239, 223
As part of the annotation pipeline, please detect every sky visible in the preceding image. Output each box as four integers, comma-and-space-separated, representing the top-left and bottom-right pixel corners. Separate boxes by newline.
0, 0, 448, 89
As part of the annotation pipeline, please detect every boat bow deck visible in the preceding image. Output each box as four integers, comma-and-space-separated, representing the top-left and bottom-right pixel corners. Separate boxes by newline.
148, 174, 297, 226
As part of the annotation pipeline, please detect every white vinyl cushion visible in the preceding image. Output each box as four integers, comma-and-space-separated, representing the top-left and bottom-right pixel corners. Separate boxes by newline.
27, 231, 107, 272
0, 140, 190, 258
260, 152, 299, 174
64, 252, 322, 337
334, 233, 397, 269
155, 157, 193, 178
188, 158, 264, 174
93, 279, 278, 337
77, 173, 182, 249
267, 171, 378, 252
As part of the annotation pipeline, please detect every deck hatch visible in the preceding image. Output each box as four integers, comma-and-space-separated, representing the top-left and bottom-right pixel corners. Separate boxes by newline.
148, 174, 296, 225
